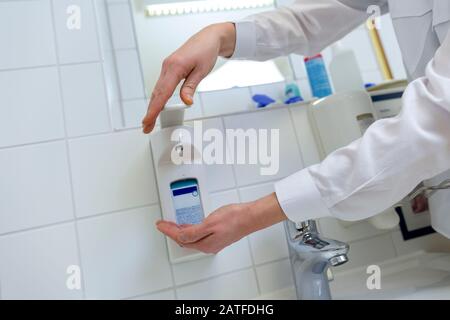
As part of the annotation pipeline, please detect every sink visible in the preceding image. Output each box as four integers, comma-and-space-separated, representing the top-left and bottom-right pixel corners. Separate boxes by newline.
330, 251, 450, 299
256, 251, 450, 300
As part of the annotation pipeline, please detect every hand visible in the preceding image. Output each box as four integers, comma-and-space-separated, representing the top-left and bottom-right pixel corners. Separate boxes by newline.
156, 193, 287, 254
142, 22, 236, 134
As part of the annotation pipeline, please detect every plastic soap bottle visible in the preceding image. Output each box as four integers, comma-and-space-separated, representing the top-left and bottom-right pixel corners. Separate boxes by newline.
284, 78, 303, 104
329, 41, 365, 93
304, 54, 333, 98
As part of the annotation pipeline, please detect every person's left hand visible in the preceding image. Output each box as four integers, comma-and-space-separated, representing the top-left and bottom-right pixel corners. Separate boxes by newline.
156, 193, 287, 254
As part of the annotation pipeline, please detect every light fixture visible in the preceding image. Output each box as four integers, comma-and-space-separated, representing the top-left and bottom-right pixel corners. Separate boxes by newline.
146, 0, 274, 17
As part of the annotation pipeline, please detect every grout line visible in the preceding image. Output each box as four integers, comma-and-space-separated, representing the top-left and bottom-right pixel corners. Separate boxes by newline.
48, 0, 89, 298
75, 202, 160, 222
0, 125, 145, 152
173, 266, 254, 291
0, 60, 105, 73
220, 117, 263, 296
0, 218, 75, 238
287, 108, 307, 171
0, 203, 161, 238
0, 137, 66, 151
162, 236, 178, 300
104, 1, 127, 128
126, 0, 150, 99
389, 231, 400, 257
92, 0, 114, 132
0, 179, 285, 238
113, 99, 313, 131
145, 112, 179, 299
123, 287, 175, 300
347, 230, 393, 245
125, 256, 291, 300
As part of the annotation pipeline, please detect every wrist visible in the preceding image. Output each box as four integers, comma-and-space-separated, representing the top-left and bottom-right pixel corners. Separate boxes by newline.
211, 22, 236, 58
244, 193, 287, 234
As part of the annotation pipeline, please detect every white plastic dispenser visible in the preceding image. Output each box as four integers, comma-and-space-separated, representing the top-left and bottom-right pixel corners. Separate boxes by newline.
150, 104, 211, 263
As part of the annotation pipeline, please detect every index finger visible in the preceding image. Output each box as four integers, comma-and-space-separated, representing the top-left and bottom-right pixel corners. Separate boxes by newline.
142, 68, 184, 133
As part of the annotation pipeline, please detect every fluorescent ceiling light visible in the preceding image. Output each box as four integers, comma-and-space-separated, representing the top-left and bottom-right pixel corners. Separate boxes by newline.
146, 0, 274, 17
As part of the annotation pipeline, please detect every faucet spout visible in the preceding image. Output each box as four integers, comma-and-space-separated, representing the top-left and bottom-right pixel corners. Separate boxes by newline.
285, 220, 349, 300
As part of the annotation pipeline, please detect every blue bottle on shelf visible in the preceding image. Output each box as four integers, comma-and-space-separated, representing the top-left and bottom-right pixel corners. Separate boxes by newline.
304, 54, 333, 98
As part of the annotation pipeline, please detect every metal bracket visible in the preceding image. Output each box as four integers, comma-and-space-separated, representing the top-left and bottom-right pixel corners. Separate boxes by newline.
408, 179, 450, 200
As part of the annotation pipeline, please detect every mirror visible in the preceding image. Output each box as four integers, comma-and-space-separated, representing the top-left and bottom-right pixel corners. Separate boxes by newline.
128, 0, 294, 115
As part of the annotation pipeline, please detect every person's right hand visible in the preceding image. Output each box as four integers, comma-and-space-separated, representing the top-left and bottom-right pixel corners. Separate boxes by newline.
142, 22, 236, 134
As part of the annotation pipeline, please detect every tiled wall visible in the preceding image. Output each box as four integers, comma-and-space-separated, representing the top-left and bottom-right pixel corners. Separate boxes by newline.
1, 0, 450, 300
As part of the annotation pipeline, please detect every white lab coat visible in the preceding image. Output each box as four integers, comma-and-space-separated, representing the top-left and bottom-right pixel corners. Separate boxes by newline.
231, 0, 450, 237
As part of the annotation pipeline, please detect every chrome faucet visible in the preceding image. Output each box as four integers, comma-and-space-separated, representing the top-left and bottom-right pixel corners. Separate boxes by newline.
284, 220, 349, 300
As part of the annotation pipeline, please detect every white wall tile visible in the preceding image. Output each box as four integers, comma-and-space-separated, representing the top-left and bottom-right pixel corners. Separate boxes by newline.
256, 259, 293, 294
176, 268, 259, 300
223, 108, 304, 186
69, 130, 158, 217
391, 231, 450, 256
101, 50, 123, 129
296, 78, 313, 101
60, 63, 110, 137
123, 99, 148, 128
52, 0, 101, 64
379, 14, 407, 80
209, 189, 240, 211
200, 87, 252, 117
77, 206, 173, 299
95, 0, 114, 52
106, 0, 128, 4
317, 217, 391, 244
0, 0, 56, 70
239, 183, 289, 264
172, 190, 253, 285
115, 50, 145, 100
0, 67, 65, 148
196, 117, 237, 192
289, 54, 307, 80
108, 3, 136, 49
0, 142, 74, 234
250, 81, 286, 102
131, 289, 176, 300
362, 69, 383, 85
0, 223, 82, 299
289, 104, 321, 167
335, 233, 397, 271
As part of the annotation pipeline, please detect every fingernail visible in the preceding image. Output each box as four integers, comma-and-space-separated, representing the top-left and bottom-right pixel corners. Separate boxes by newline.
179, 235, 187, 242
183, 95, 193, 106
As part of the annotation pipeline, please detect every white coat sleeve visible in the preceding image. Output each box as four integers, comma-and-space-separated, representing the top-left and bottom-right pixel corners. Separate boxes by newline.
274, 30, 450, 223
231, 0, 389, 60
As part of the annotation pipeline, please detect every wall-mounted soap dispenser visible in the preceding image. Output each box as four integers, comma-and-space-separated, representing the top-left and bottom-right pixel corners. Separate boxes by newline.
150, 104, 211, 263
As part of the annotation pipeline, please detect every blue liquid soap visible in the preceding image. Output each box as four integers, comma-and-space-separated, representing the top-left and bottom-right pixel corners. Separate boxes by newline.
304, 54, 333, 98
